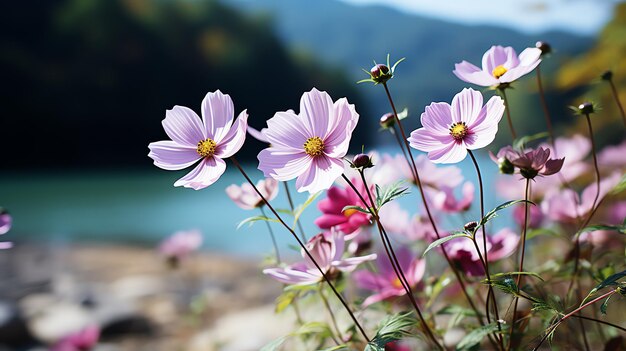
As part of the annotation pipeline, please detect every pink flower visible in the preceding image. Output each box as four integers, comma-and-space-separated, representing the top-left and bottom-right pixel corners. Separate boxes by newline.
542, 172, 622, 223
263, 230, 376, 285
225, 178, 279, 210
408, 88, 504, 164
0, 209, 12, 250
453, 45, 542, 87
598, 140, 626, 169
353, 246, 425, 307
51, 325, 100, 351
257, 88, 359, 193
315, 177, 372, 237
443, 228, 519, 276
513, 203, 543, 228
159, 230, 203, 261
493, 146, 564, 179
148, 90, 248, 190
247, 126, 269, 144
379, 202, 410, 236
426, 181, 474, 213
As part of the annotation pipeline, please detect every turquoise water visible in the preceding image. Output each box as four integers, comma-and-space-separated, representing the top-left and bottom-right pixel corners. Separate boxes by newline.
0, 155, 502, 256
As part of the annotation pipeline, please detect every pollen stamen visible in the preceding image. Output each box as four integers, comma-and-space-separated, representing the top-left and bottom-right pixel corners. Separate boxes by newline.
492, 65, 508, 79
197, 138, 217, 157
449, 122, 468, 141
303, 137, 325, 157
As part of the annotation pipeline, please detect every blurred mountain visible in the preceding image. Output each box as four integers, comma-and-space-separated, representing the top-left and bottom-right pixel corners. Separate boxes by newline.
225, 0, 595, 140
0, 0, 367, 170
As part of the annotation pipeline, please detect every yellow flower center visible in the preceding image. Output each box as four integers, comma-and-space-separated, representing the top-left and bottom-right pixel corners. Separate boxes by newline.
391, 277, 403, 289
196, 138, 217, 157
492, 65, 508, 79
449, 122, 468, 141
303, 137, 325, 157
343, 208, 358, 217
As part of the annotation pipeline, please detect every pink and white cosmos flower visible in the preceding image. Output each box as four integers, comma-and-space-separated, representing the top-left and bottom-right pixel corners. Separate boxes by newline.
159, 230, 203, 261
453, 45, 542, 87
225, 178, 278, 210
257, 88, 359, 193
444, 228, 519, 276
263, 230, 376, 286
408, 88, 505, 164
148, 90, 248, 190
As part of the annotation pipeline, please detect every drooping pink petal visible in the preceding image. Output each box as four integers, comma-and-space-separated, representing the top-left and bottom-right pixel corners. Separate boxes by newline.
263, 266, 320, 285
500, 47, 541, 83
451, 88, 483, 125
162, 106, 206, 146
408, 128, 450, 152
215, 111, 248, 158
295, 156, 344, 194
453, 61, 498, 86
258, 149, 310, 181
353, 270, 389, 291
333, 253, 377, 272
201, 90, 234, 142
429, 141, 468, 164
148, 140, 201, 170
174, 157, 226, 190
247, 126, 269, 144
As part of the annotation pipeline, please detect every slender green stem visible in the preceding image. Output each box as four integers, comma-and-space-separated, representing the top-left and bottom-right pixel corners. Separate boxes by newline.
468, 150, 504, 349
498, 88, 517, 140
230, 157, 370, 342
607, 77, 626, 128
342, 173, 443, 350
535, 65, 555, 147
283, 181, 307, 241
533, 289, 617, 350
318, 284, 343, 345
381, 82, 486, 330
260, 207, 281, 264
508, 178, 531, 350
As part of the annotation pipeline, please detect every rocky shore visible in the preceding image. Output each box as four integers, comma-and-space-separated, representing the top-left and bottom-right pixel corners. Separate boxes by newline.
0, 244, 291, 350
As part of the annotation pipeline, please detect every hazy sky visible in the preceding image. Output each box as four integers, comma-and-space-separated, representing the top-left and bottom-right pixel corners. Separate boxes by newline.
340, 0, 620, 35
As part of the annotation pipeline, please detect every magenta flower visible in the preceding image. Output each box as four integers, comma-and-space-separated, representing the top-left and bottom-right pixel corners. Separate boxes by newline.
408, 88, 505, 164
263, 230, 376, 286
353, 246, 425, 307
315, 177, 372, 237
51, 325, 100, 351
453, 45, 542, 87
0, 209, 12, 250
225, 178, 278, 210
257, 88, 359, 193
542, 172, 622, 223
493, 146, 564, 179
426, 181, 474, 213
443, 228, 519, 276
159, 230, 203, 262
148, 90, 248, 190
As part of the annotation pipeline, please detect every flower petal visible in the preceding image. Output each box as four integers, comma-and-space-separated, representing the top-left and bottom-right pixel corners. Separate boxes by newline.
428, 142, 468, 164
247, 126, 269, 144
258, 149, 311, 181
421, 102, 453, 134
215, 110, 248, 158
148, 140, 201, 170
453, 61, 498, 86
408, 128, 451, 152
299, 88, 334, 138
324, 98, 359, 158
265, 111, 309, 151
201, 90, 235, 142
295, 156, 344, 193
162, 106, 206, 146
263, 267, 320, 285
451, 88, 483, 125
174, 157, 226, 190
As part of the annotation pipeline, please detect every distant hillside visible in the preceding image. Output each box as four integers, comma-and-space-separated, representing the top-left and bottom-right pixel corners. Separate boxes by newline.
225, 0, 594, 141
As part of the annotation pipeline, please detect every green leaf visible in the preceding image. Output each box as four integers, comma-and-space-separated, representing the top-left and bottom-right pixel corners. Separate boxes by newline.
261, 322, 333, 351
580, 224, 626, 234
375, 181, 410, 209
479, 200, 534, 227
260, 335, 289, 351
600, 294, 613, 315
456, 322, 502, 350
423, 232, 470, 256
237, 215, 280, 229
513, 132, 549, 149
292, 191, 322, 228
610, 173, 626, 195
274, 290, 297, 314
486, 271, 545, 282
341, 205, 371, 215
367, 311, 417, 351
490, 276, 519, 295
437, 305, 477, 328
526, 227, 560, 240
588, 269, 626, 296
397, 107, 409, 120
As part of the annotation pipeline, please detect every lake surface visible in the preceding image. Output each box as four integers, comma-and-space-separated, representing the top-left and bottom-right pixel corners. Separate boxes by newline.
0, 154, 503, 257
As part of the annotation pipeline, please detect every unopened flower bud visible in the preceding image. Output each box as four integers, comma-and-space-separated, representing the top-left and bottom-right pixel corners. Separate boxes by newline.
352, 153, 373, 169
535, 41, 551, 55
601, 70, 613, 81
379, 112, 395, 128
498, 157, 515, 175
578, 102, 594, 115
370, 63, 391, 84
464, 221, 478, 232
